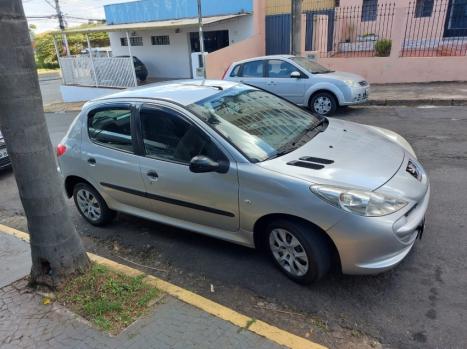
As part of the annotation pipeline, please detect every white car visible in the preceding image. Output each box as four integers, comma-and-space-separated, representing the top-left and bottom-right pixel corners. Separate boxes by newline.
224, 55, 369, 116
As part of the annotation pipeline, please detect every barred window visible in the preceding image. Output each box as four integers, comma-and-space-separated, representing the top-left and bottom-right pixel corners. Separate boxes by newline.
415, 0, 434, 17
120, 37, 128, 46
361, 0, 378, 21
151, 35, 170, 45
130, 37, 143, 46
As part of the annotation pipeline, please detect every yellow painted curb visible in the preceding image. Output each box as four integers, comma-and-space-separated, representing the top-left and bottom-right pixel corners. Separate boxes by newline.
0, 224, 327, 349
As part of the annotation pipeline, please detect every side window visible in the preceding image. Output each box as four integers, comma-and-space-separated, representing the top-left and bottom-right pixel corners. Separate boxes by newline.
241, 60, 264, 78
230, 64, 241, 77
88, 108, 133, 152
267, 59, 299, 78
140, 107, 225, 163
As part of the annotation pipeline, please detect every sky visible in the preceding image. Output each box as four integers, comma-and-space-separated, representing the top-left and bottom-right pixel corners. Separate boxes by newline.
23, 0, 131, 33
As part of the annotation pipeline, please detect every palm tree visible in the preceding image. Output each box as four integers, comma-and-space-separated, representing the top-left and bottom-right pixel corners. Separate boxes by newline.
0, 0, 89, 287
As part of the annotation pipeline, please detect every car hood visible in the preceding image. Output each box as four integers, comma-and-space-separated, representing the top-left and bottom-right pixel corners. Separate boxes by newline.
317, 71, 365, 83
258, 119, 405, 190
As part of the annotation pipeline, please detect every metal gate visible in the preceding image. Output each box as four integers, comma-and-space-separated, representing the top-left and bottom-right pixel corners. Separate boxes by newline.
266, 14, 291, 55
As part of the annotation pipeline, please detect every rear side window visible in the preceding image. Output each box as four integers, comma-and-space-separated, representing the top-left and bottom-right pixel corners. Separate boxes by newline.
241, 60, 264, 78
230, 64, 241, 77
88, 108, 133, 152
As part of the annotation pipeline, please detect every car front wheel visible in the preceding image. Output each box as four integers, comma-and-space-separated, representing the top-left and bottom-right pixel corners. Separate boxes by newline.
73, 183, 115, 226
310, 92, 337, 116
266, 219, 331, 284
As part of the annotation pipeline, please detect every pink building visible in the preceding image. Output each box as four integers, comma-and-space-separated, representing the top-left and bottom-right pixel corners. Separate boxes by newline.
206, 0, 467, 84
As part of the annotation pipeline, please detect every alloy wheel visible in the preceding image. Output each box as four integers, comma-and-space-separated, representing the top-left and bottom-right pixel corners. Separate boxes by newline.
269, 228, 309, 277
76, 189, 102, 222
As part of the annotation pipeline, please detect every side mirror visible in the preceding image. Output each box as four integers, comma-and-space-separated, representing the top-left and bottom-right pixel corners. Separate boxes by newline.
290, 71, 301, 78
189, 156, 229, 174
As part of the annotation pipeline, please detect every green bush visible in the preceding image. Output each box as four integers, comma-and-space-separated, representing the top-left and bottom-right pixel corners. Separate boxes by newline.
374, 39, 392, 57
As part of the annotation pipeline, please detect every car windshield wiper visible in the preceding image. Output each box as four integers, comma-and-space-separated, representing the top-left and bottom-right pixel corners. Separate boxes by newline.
312, 117, 329, 132
265, 119, 328, 161
312, 70, 334, 74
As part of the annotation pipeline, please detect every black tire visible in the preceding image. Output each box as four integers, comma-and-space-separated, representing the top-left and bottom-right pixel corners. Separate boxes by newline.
73, 182, 115, 226
309, 92, 338, 116
265, 219, 331, 284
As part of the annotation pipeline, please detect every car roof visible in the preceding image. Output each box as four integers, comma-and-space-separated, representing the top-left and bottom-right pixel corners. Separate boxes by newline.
231, 55, 295, 65
90, 80, 241, 107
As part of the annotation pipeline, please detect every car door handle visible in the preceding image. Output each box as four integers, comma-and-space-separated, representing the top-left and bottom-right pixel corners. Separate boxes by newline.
146, 171, 159, 181
87, 158, 96, 166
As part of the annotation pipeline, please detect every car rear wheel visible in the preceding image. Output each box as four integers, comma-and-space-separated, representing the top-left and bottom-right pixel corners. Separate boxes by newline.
266, 219, 331, 284
310, 92, 337, 116
73, 183, 115, 226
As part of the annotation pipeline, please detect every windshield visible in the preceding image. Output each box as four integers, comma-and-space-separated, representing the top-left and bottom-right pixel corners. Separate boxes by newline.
187, 86, 321, 162
291, 57, 332, 74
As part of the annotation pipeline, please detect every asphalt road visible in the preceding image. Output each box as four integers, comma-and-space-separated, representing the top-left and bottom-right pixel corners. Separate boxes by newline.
1, 106, 466, 348
39, 72, 63, 106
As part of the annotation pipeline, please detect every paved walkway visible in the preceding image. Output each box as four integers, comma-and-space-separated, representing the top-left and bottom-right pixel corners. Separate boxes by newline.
370, 81, 467, 105
0, 232, 285, 349
0, 233, 30, 288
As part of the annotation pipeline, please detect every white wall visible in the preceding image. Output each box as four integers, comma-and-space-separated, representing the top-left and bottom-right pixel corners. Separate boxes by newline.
109, 29, 192, 79
204, 15, 254, 45
107, 15, 254, 79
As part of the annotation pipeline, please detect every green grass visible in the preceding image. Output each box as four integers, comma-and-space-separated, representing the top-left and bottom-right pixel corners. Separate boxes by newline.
57, 263, 159, 334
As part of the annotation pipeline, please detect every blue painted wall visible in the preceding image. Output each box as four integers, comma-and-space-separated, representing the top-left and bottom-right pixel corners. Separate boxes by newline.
105, 0, 253, 25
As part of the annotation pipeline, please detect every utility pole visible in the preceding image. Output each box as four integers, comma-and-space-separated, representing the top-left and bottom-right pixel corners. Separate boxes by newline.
197, 0, 206, 79
291, 0, 303, 56
54, 0, 70, 56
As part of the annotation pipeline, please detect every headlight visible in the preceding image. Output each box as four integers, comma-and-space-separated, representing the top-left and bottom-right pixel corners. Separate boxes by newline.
344, 79, 359, 87
310, 185, 408, 217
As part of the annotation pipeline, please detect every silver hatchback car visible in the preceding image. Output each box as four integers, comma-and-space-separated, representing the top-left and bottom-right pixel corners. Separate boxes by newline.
57, 80, 429, 284
224, 55, 369, 116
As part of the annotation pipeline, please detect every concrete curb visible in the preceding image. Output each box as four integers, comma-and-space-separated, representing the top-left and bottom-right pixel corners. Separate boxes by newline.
367, 99, 467, 106
0, 224, 327, 349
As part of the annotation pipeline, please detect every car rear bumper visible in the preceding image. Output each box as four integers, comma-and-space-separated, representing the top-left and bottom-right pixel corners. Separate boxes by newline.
327, 185, 430, 275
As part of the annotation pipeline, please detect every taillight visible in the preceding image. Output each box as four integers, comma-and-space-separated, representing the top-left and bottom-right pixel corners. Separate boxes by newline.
56, 144, 67, 157
221, 66, 230, 79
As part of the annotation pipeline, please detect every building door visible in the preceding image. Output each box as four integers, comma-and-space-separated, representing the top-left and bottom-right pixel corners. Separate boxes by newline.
190, 30, 229, 53
444, 0, 467, 37
266, 14, 291, 55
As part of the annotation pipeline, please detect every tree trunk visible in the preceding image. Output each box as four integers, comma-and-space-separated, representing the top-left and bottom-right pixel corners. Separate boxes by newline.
0, 0, 89, 288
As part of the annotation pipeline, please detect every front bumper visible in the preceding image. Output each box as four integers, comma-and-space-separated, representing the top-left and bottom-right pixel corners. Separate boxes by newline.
341, 85, 369, 105
0, 155, 11, 170
327, 183, 430, 275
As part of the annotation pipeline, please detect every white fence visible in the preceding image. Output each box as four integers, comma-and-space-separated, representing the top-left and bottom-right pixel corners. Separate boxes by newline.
59, 56, 137, 88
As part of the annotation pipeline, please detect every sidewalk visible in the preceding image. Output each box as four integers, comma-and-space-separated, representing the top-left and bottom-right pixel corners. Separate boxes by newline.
369, 81, 467, 106
0, 229, 320, 349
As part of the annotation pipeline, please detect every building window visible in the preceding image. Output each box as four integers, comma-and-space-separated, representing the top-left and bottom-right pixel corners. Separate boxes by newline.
130, 37, 143, 46
415, 0, 434, 17
151, 35, 170, 45
120, 37, 143, 46
361, 0, 378, 21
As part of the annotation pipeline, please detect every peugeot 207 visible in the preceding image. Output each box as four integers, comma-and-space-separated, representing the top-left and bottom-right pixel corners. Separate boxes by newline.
57, 80, 429, 284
